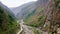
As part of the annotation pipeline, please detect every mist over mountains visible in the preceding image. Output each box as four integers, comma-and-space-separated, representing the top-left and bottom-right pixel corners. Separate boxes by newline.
10, 0, 48, 19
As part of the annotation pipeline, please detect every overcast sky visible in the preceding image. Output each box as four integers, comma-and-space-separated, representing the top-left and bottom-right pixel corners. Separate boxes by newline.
0, 0, 37, 8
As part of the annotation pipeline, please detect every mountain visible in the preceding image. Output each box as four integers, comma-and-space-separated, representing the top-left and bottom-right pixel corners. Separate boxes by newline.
10, 0, 49, 28
10, 1, 36, 15
43, 0, 60, 33
0, 2, 16, 18
11, 0, 48, 19
0, 2, 20, 34
11, 0, 48, 27
10, 0, 60, 34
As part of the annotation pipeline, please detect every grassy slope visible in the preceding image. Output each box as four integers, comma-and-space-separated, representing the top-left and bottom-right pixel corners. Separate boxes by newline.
0, 6, 20, 34
24, 6, 46, 27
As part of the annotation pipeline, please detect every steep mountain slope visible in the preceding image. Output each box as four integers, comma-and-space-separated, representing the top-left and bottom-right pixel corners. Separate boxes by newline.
14, 0, 49, 27
43, 0, 60, 34
10, 0, 50, 34
10, 1, 36, 15
11, 0, 48, 19
22, 0, 60, 34
0, 2, 20, 34
10, 0, 60, 34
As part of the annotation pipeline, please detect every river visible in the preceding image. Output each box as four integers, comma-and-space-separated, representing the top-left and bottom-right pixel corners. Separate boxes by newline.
17, 19, 48, 34
17, 19, 34, 34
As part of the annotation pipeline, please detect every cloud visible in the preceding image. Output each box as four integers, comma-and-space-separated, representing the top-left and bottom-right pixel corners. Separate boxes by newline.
0, 0, 37, 7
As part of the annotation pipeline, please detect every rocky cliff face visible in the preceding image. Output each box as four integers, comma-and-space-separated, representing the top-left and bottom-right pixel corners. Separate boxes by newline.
44, 0, 60, 34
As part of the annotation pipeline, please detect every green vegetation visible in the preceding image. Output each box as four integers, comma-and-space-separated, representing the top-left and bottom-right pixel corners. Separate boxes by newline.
25, 9, 36, 19
34, 28, 40, 34
24, 7, 45, 27
0, 6, 20, 34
